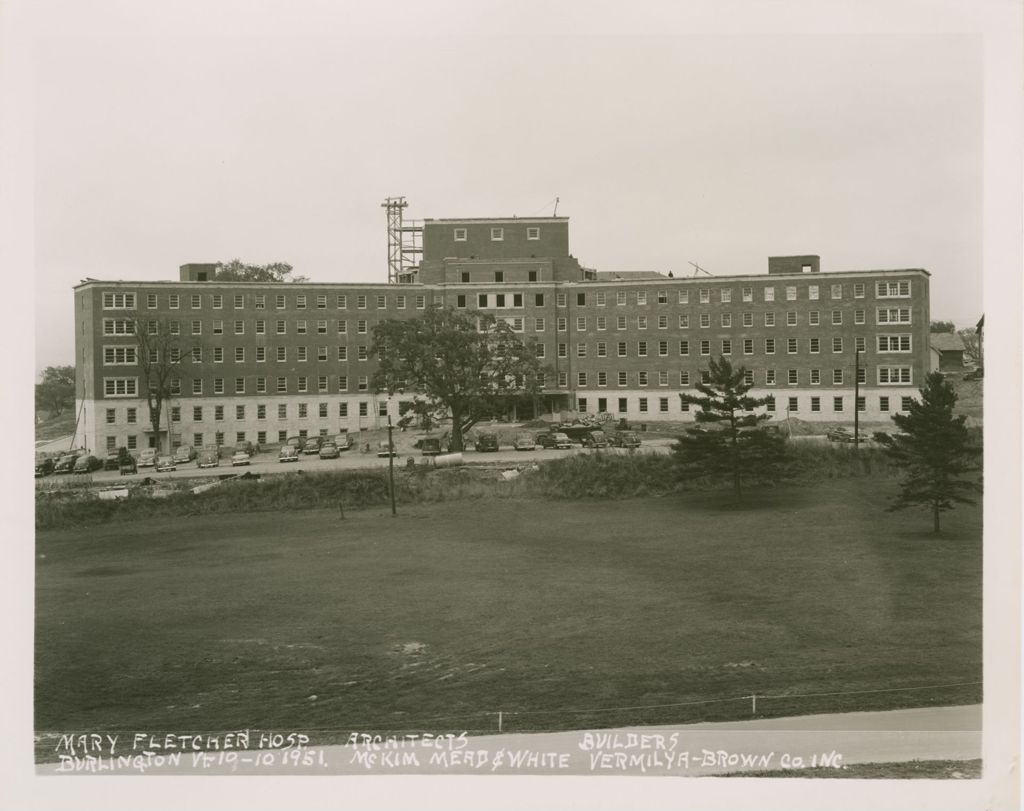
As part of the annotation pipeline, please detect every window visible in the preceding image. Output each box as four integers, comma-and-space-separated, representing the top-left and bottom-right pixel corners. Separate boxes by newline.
700, 371, 711, 384
577, 372, 587, 387
317, 346, 328, 361
536, 343, 546, 359
357, 320, 367, 334
103, 377, 138, 397
679, 371, 690, 386
876, 280, 911, 298
559, 344, 569, 358
832, 337, 843, 353
597, 371, 607, 387
212, 294, 223, 309
831, 284, 843, 300
809, 310, 820, 326
298, 377, 309, 393
699, 313, 710, 328
810, 368, 821, 385
102, 292, 136, 309
576, 316, 587, 331
192, 379, 203, 395
235, 378, 245, 394
853, 283, 865, 299
557, 372, 568, 387
319, 402, 328, 418
764, 312, 775, 327
741, 312, 753, 328
277, 377, 287, 393
900, 396, 914, 411
214, 405, 224, 422
357, 295, 367, 309
105, 408, 116, 424
721, 339, 732, 355
833, 397, 844, 412
376, 295, 387, 309
787, 311, 797, 327
809, 337, 820, 354
766, 369, 776, 385
169, 293, 180, 309
679, 340, 689, 356
576, 293, 586, 306
810, 397, 821, 413
490, 227, 503, 241
317, 320, 327, 335
878, 366, 913, 384
786, 286, 797, 301
102, 318, 135, 336
809, 285, 819, 301
831, 310, 842, 326
788, 369, 798, 385
235, 347, 245, 362
618, 372, 628, 387
234, 404, 245, 420
678, 290, 690, 304
616, 291, 627, 306
637, 315, 647, 330
297, 320, 308, 335
126, 435, 137, 450
535, 317, 546, 331
276, 319, 287, 335
338, 375, 348, 391
877, 334, 912, 352
616, 315, 627, 330
453, 227, 467, 242
788, 397, 798, 413
577, 343, 587, 358
638, 341, 648, 357
191, 294, 202, 309
102, 345, 137, 365
720, 313, 732, 328
213, 378, 225, 395
658, 340, 668, 357
638, 398, 648, 413
764, 287, 775, 302
146, 293, 157, 309
637, 291, 647, 305
211, 320, 224, 336
526, 227, 540, 240
833, 369, 843, 385
787, 337, 798, 354
557, 317, 567, 332
699, 339, 710, 356
298, 403, 308, 419
765, 338, 776, 354
357, 346, 368, 361
618, 398, 628, 413
277, 347, 287, 362
879, 396, 890, 412
617, 342, 627, 357
337, 320, 347, 335
125, 407, 137, 425
743, 338, 753, 355
190, 320, 201, 335
699, 289, 710, 304
415, 295, 425, 309
256, 377, 266, 393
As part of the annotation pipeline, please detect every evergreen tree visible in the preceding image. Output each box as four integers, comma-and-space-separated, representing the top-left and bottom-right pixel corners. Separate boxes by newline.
674, 356, 787, 497
875, 372, 982, 534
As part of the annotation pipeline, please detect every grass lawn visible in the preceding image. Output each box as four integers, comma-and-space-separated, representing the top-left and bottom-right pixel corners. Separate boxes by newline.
35, 478, 981, 759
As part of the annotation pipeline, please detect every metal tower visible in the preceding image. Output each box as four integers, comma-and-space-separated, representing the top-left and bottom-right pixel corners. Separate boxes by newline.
381, 196, 422, 284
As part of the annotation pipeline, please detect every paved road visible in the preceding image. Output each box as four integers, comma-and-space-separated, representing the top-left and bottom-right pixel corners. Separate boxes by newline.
40, 704, 981, 776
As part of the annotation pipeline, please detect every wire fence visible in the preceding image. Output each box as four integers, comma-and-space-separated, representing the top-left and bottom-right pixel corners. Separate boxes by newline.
36, 679, 982, 742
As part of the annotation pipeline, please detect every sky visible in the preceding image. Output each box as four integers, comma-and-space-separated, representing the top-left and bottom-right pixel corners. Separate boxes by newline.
32, 2, 983, 374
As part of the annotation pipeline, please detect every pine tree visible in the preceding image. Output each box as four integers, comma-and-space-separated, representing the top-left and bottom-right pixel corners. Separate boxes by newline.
674, 356, 788, 498
875, 372, 982, 534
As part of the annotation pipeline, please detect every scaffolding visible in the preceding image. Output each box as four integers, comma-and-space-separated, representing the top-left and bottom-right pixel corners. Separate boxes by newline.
381, 196, 423, 284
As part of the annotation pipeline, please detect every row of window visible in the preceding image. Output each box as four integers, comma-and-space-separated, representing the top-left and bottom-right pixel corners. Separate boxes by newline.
101, 362, 914, 401
452, 226, 542, 242
543, 334, 912, 360
100, 308, 914, 341
576, 393, 915, 416
99, 280, 915, 314
106, 399, 386, 426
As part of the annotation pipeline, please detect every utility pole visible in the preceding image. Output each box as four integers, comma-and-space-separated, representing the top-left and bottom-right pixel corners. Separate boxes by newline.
854, 349, 863, 448
387, 414, 397, 516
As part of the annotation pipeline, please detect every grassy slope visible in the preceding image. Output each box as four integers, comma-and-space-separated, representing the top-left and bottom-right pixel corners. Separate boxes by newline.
35, 479, 981, 754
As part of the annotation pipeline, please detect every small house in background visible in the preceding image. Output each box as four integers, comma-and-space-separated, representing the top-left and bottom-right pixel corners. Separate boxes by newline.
930, 332, 967, 371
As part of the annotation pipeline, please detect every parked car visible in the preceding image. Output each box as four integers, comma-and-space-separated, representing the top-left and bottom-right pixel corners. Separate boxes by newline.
318, 442, 340, 460
154, 455, 177, 472
826, 427, 855, 443
230, 450, 251, 466
35, 457, 55, 477
609, 431, 641, 449
377, 440, 398, 458
173, 445, 196, 464
197, 448, 220, 469
581, 430, 609, 449
474, 433, 500, 452
138, 448, 158, 468
963, 367, 984, 381
234, 440, 259, 457
334, 433, 355, 451
279, 446, 300, 463
537, 432, 572, 450
286, 436, 306, 453
103, 450, 122, 471
72, 454, 102, 474
420, 436, 445, 456
53, 453, 80, 474
303, 436, 323, 455
513, 432, 536, 451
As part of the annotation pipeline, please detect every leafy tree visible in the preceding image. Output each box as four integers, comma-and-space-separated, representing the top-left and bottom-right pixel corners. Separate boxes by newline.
929, 320, 956, 333
35, 365, 75, 416
875, 372, 981, 534
371, 307, 545, 452
214, 260, 308, 283
674, 356, 788, 498
129, 314, 190, 454
957, 327, 982, 365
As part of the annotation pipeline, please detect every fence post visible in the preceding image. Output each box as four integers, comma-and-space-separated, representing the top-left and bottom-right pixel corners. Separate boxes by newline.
751, 694, 757, 716
498, 711, 503, 733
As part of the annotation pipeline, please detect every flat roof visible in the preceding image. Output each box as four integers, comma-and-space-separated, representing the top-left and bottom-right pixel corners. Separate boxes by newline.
423, 217, 569, 224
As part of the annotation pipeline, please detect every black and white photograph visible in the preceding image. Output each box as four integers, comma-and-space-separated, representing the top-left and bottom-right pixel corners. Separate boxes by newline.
3, 1, 1021, 809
